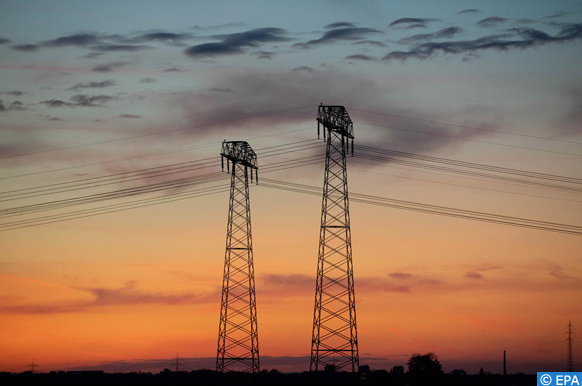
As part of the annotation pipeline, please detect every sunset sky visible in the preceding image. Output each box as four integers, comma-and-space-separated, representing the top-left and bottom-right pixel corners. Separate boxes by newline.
1, 0, 581, 374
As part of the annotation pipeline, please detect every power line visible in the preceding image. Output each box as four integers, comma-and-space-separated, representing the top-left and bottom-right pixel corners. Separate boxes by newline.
348, 107, 582, 146
0, 104, 317, 160
355, 121, 582, 158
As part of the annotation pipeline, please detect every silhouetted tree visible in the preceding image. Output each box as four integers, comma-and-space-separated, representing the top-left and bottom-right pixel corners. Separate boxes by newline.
407, 352, 443, 386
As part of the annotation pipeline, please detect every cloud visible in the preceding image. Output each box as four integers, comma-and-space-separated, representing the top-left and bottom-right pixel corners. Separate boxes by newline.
543, 11, 571, 19
11, 44, 38, 52
39, 94, 116, 108
66, 79, 117, 91
383, 23, 582, 62
119, 114, 141, 118
290, 66, 314, 73
92, 61, 130, 72
2, 91, 24, 96
92, 44, 152, 52
162, 67, 183, 72
184, 27, 290, 58
251, 50, 274, 59
353, 40, 387, 47
398, 27, 463, 44
464, 271, 483, 279
345, 54, 375, 61
294, 27, 383, 48
389, 18, 440, 29
0, 281, 213, 314
0, 100, 29, 112
207, 88, 233, 93
325, 22, 357, 29
42, 33, 101, 47
0, 37, 10, 44
127, 32, 193, 44
140, 77, 156, 83
388, 272, 414, 280
476, 16, 508, 28
80, 52, 106, 59
458, 9, 480, 15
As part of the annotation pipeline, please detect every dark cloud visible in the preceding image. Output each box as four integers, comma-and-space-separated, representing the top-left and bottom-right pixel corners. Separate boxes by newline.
543, 11, 571, 19
48, 117, 63, 121
119, 114, 141, 118
353, 40, 387, 47
0, 37, 10, 44
251, 50, 274, 59
345, 54, 375, 61
383, 23, 582, 62
11, 44, 38, 52
140, 77, 156, 83
291, 66, 314, 73
294, 27, 384, 48
464, 271, 483, 279
70, 94, 115, 106
191, 22, 245, 31
476, 16, 508, 28
66, 79, 117, 91
207, 88, 233, 93
39, 94, 115, 108
163, 67, 183, 72
92, 44, 152, 52
126, 32, 193, 44
398, 27, 463, 44
458, 9, 480, 15
184, 27, 290, 58
389, 18, 440, 29
80, 52, 106, 59
92, 61, 130, 72
0, 100, 29, 111
325, 22, 357, 29
3, 91, 24, 96
43, 33, 101, 47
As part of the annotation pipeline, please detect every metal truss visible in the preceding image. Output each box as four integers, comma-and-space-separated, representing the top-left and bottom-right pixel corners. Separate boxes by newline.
311, 105, 359, 372
216, 141, 260, 373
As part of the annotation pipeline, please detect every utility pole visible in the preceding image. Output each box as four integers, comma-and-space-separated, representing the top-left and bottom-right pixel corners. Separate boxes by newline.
567, 320, 574, 372
175, 352, 180, 372
25, 358, 40, 373
216, 141, 260, 373
503, 350, 506, 376
310, 105, 359, 372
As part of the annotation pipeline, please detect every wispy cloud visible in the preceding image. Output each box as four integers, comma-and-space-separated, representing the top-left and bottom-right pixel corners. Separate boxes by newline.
325, 22, 358, 29
184, 27, 290, 58
389, 18, 440, 29
458, 9, 480, 15
92, 61, 131, 73
383, 23, 582, 62
293, 27, 383, 48
66, 79, 117, 91
398, 27, 463, 44
476, 16, 508, 28
39, 94, 116, 108
92, 44, 152, 52
0, 37, 10, 44
11, 44, 38, 52
345, 54, 375, 61
119, 114, 141, 119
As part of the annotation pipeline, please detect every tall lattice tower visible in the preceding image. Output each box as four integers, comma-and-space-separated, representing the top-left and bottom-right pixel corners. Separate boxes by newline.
567, 320, 574, 372
310, 105, 359, 372
216, 141, 260, 373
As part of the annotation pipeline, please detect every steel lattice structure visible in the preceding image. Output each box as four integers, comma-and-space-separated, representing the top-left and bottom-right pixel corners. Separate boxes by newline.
310, 105, 359, 372
216, 141, 260, 373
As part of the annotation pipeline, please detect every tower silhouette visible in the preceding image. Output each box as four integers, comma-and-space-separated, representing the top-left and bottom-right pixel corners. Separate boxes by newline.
216, 141, 260, 373
567, 320, 574, 372
310, 105, 359, 372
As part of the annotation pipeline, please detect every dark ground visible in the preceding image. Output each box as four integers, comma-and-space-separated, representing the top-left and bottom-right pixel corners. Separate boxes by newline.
0, 369, 536, 386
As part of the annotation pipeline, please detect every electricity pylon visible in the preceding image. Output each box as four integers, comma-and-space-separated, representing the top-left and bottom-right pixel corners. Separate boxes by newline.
310, 105, 359, 372
216, 141, 260, 373
567, 320, 574, 372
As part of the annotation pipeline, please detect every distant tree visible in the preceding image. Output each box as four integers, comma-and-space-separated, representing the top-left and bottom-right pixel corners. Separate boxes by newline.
407, 352, 444, 385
